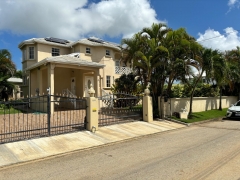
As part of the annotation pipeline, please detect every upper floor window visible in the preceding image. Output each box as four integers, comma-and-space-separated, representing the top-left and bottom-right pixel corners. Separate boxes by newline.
115, 60, 120, 67
106, 76, 111, 87
29, 47, 34, 59
22, 49, 26, 61
86, 47, 91, 54
52, 48, 60, 56
106, 50, 110, 56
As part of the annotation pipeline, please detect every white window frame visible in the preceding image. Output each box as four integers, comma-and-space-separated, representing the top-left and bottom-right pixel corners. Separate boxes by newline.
29, 47, 34, 59
115, 60, 120, 67
86, 47, 91, 54
106, 49, 110, 56
106, 75, 111, 87
52, 48, 60, 56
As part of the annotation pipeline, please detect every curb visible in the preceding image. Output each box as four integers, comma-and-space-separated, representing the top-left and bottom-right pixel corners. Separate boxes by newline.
189, 117, 224, 126
164, 117, 189, 126
164, 117, 224, 126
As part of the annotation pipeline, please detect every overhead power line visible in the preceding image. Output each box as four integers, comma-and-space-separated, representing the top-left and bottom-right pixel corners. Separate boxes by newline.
196, 29, 240, 42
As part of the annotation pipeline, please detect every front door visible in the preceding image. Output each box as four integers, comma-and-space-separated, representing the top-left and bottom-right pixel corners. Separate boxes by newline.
71, 77, 76, 95
84, 76, 94, 97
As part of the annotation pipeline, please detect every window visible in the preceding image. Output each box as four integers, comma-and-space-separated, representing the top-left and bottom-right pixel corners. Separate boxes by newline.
29, 47, 34, 59
22, 49, 26, 61
106, 50, 110, 56
52, 48, 60, 56
86, 47, 91, 54
106, 76, 111, 87
23, 76, 28, 85
115, 60, 120, 66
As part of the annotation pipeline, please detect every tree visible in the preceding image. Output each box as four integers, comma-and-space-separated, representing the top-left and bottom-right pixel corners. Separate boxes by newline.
14, 70, 23, 78
225, 47, 240, 99
122, 23, 170, 117
184, 48, 217, 117
0, 49, 16, 77
111, 73, 141, 94
211, 51, 226, 110
0, 49, 16, 101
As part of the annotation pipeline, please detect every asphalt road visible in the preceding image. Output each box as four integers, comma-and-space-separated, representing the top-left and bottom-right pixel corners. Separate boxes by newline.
1, 120, 240, 180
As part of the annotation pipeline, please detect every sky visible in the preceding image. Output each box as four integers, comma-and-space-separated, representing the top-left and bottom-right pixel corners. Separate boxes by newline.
0, 0, 240, 70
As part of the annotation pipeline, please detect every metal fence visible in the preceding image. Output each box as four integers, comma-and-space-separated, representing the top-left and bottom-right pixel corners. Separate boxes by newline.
0, 95, 87, 144
98, 93, 143, 126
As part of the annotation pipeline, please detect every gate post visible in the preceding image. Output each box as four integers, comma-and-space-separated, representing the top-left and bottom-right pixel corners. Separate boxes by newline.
86, 84, 99, 132
143, 86, 153, 122
47, 93, 51, 135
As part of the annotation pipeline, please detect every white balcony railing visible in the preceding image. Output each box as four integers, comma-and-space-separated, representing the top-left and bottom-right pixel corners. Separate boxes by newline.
115, 66, 132, 75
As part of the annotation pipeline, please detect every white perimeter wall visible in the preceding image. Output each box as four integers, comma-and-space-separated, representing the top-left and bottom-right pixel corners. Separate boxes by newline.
159, 96, 238, 116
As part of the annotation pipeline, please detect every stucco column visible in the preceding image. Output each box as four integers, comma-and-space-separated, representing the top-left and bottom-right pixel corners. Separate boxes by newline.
86, 84, 99, 132
143, 86, 153, 122
48, 63, 55, 113
37, 68, 42, 95
28, 71, 31, 97
94, 70, 100, 97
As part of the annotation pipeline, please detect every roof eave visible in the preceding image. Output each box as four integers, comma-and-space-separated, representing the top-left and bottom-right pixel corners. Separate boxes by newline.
25, 58, 105, 71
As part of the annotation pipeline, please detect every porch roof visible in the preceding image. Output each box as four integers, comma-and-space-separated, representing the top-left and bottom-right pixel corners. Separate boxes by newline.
25, 55, 105, 71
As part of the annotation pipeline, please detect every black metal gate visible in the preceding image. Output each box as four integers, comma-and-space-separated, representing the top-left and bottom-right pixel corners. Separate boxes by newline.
98, 93, 143, 126
0, 95, 87, 144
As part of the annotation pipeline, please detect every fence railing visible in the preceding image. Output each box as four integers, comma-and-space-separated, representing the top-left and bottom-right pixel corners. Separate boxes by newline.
98, 92, 143, 126
0, 94, 87, 144
115, 66, 132, 75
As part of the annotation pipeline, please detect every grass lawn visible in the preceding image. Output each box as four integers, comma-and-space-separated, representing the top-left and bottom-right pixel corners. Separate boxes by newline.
0, 108, 21, 115
172, 108, 227, 123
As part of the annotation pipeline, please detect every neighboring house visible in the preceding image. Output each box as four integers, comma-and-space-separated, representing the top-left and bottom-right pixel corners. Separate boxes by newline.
7, 77, 23, 99
18, 37, 132, 98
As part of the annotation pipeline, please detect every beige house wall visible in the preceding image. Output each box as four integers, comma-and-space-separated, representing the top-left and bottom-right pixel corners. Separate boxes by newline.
20, 38, 132, 98
30, 69, 38, 96
22, 60, 37, 70
42, 68, 48, 95
37, 44, 71, 62
161, 96, 238, 116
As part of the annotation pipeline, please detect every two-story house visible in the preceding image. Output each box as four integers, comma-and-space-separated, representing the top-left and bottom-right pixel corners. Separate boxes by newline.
19, 37, 132, 98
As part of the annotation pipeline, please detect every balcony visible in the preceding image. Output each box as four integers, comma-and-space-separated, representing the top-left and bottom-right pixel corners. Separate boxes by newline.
115, 66, 132, 75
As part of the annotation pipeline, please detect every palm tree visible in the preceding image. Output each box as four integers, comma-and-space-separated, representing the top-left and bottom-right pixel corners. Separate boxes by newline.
0, 49, 16, 77
225, 47, 240, 99
184, 48, 216, 117
211, 51, 226, 110
0, 49, 16, 101
121, 23, 170, 118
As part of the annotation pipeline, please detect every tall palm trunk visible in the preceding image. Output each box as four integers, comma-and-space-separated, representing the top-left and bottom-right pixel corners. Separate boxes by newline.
219, 86, 222, 110
188, 71, 204, 117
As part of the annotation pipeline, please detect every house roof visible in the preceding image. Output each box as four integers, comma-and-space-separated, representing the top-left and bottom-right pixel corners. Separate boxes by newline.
7, 77, 23, 83
18, 38, 75, 48
25, 55, 105, 71
72, 38, 121, 51
18, 37, 121, 51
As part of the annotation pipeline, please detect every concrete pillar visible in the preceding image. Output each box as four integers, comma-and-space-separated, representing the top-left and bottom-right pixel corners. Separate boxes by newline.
86, 84, 99, 132
48, 64, 55, 113
94, 70, 99, 97
143, 87, 153, 122
37, 68, 42, 95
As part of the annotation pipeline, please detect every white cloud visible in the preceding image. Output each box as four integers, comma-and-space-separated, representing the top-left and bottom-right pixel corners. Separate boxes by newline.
197, 27, 240, 51
228, 0, 238, 6
227, 0, 239, 13
0, 0, 162, 40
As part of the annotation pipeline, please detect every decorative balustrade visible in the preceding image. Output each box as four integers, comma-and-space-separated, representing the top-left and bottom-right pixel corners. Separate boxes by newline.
115, 66, 132, 75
